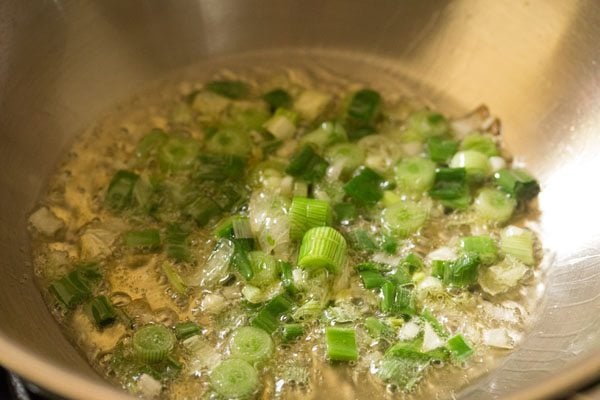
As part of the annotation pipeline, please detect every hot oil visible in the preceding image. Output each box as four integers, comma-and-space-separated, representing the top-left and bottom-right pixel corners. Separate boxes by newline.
30, 49, 544, 399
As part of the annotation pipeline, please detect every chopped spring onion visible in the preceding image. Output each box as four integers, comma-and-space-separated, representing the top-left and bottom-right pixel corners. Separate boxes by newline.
333, 202, 356, 224
206, 128, 252, 157
446, 334, 474, 361
89, 296, 117, 328
478, 256, 529, 295
420, 309, 449, 339
428, 167, 471, 209
460, 235, 498, 265
406, 110, 450, 138
210, 358, 259, 398
248, 251, 279, 287
281, 323, 304, 342
263, 88, 292, 110
106, 170, 139, 210
133, 325, 176, 363
289, 197, 332, 240
263, 108, 298, 140
343, 166, 385, 204
195, 154, 246, 181
135, 128, 168, 160
122, 229, 161, 249
382, 190, 402, 207
229, 326, 274, 363
301, 121, 347, 151
232, 217, 253, 239
49, 263, 102, 308
205, 80, 249, 99
183, 196, 220, 226
293, 90, 332, 121
324, 142, 366, 176
474, 188, 517, 223
165, 224, 191, 263
278, 260, 297, 295
174, 321, 201, 340
345, 89, 382, 140
364, 317, 392, 339
251, 294, 294, 334
495, 168, 541, 201
381, 200, 429, 238
426, 136, 458, 163
394, 157, 436, 194
401, 253, 424, 274
381, 282, 416, 316
297, 227, 347, 274
500, 226, 536, 265
325, 327, 358, 362
359, 270, 387, 289
158, 137, 200, 171
231, 239, 254, 281
348, 229, 378, 253
460, 133, 499, 157
285, 144, 329, 182
441, 253, 481, 288
449, 150, 490, 179
292, 299, 323, 321
161, 261, 188, 295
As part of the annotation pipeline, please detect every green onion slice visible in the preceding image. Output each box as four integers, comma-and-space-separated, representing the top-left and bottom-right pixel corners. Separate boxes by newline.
289, 197, 332, 240
298, 227, 347, 274
133, 325, 176, 363
210, 358, 259, 399
325, 327, 358, 362
229, 326, 274, 364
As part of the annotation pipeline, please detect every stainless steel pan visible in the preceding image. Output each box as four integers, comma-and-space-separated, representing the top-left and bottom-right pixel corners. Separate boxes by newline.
0, 1, 598, 399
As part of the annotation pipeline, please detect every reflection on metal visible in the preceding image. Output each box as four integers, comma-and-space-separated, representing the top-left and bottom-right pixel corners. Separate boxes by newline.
0, 1, 598, 399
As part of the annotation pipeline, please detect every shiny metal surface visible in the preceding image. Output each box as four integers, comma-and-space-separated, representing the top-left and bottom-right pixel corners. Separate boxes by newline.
0, 1, 599, 399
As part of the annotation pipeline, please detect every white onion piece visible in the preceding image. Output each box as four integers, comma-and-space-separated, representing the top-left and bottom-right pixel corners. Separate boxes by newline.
427, 247, 456, 262
136, 374, 162, 398
483, 328, 515, 349
489, 156, 507, 173
422, 322, 445, 352
398, 321, 421, 341
29, 207, 64, 236
80, 228, 115, 260
417, 276, 443, 293
199, 239, 234, 287
200, 293, 227, 314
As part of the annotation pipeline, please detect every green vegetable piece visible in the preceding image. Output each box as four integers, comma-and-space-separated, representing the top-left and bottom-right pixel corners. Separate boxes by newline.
229, 326, 274, 364
195, 154, 246, 181
378, 348, 431, 391
161, 261, 188, 295
394, 157, 436, 194
343, 166, 385, 205
210, 359, 259, 399
278, 260, 297, 295
183, 196, 220, 226
206, 128, 251, 157
285, 144, 329, 182
381, 200, 429, 238
449, 150, 490, 180
135, 128, 168, 159
325, 327, 358, 362
460, 235, 498, 265
289, 197, 332, 241
442, 253, 481, 288
123, 229, 161, 249
251, 294, 294, 334
495, 168, 540, 201
165, 224, 191, 263
263, 88, 292, 110
324, 142, 366, 177
297, 227, 347, 274
426, 136, 459, 163
359, 270, 387, 289
247, 251, 278, 288
106, 170, 139, 211
231, 239, 254, 281
500, 226, 536, 265
447, 334, 474, 361
158, 137, 200, 171
364, 317, 392, 339
460, 133, 499, 157
401, 253, 424, 274
205, 80, 249, 99
381, 282, 416, 316
349, 229, 378, 253
89, 296, 117, 328
133, 325, 176, 363
474, 188, 517, 224
429, 167, 471, 210
174, 321, 201, 340
281, 323, 304, 342
49, 263, 102, 308
345, 89, 382, 141
421, 309, 450, 339
301, 121, 347, 151
406, 110, 450, 138
333, 202, 356, 224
